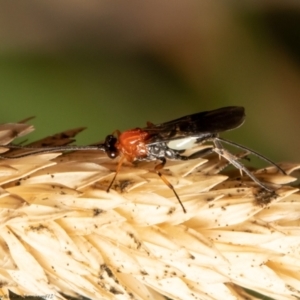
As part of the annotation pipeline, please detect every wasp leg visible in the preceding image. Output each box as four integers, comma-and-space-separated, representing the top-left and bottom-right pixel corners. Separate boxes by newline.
183, 147, 214, 160
168, 147, 214, 161
216, 137, 286, 175
107, 155, 126, 192
213, 139, 273, 192
155, 157, 186, 213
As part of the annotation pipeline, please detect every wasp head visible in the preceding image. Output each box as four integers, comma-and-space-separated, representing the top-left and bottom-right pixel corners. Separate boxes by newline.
104, 135, 119, 159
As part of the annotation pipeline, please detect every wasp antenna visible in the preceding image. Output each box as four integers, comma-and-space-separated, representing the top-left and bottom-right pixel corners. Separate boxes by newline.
216, 137, 286, 175
0, 144, 106, 159
0, 150, 56, 159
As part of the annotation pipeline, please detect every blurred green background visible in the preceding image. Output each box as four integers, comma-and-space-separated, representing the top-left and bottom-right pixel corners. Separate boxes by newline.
0, 1, 299, 166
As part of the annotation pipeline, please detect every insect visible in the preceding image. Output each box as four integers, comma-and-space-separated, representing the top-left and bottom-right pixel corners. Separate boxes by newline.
0, 106, 285, 213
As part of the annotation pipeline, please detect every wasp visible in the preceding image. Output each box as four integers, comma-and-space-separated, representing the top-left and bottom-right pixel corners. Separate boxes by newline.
0, 106, 285, 213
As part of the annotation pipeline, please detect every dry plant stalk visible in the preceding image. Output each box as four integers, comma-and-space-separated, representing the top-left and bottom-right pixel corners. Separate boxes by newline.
0, 122, 299, 300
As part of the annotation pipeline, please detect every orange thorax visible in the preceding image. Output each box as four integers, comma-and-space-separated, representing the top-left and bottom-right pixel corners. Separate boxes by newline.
115, 128, 150, 162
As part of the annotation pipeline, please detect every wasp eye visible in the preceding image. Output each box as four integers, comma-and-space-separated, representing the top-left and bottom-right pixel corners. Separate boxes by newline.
107, 151, 118, 159
104, 135, 119, 159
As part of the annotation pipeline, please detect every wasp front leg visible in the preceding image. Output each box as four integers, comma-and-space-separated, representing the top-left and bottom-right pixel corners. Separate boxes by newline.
107, 155, 126, 192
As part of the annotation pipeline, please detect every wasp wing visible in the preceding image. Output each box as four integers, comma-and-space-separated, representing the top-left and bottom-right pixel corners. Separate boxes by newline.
143, 106, 245, 144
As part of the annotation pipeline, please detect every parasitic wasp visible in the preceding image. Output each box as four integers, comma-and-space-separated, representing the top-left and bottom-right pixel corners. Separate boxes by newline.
0, 106, 285, 213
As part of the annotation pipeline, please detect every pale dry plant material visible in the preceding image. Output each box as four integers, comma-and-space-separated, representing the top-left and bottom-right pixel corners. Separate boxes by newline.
0, 122, 299, 300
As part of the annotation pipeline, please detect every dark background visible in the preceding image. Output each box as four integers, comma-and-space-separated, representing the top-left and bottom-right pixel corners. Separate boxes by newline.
0, 1, 299, 166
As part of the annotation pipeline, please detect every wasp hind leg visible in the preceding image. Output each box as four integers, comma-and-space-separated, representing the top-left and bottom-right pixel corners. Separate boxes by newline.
212, 139, 274, 192
155, 157, 187, 213
178, 147, 214, 160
